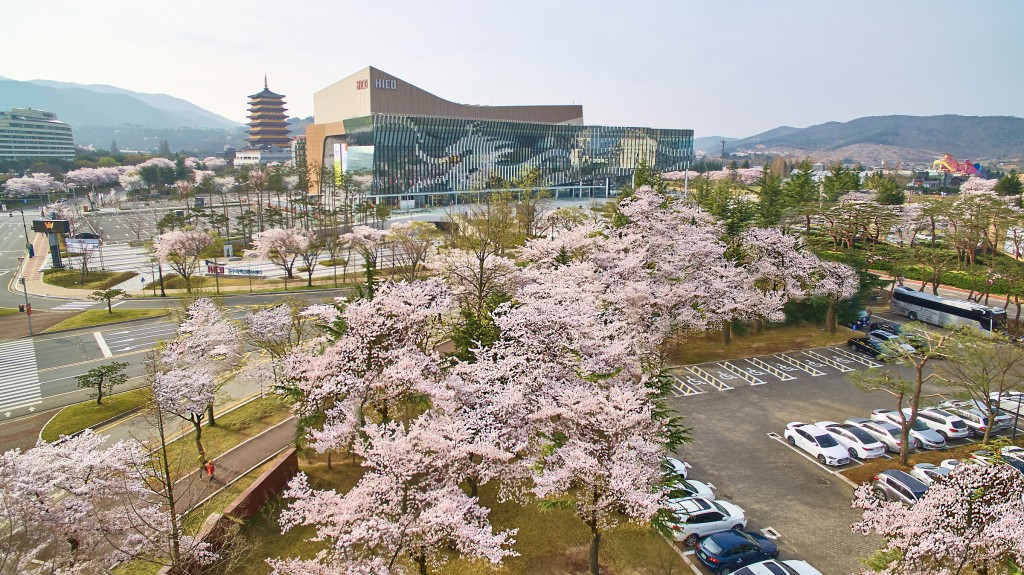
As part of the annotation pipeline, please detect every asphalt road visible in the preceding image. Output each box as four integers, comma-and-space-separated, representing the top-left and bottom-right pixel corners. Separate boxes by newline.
664, 342, 983, 575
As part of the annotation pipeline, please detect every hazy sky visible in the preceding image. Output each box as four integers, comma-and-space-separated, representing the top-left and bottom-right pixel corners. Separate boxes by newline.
2, 0, 1021, 138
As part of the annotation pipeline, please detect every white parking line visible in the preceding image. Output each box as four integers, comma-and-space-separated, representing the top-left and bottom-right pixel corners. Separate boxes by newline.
669, 373, 703, 397
686, 366, 733, 391
775, 354, 826, 376
801, 350, 853, 373
718, 361, 766, 386
745, 357, 796, 381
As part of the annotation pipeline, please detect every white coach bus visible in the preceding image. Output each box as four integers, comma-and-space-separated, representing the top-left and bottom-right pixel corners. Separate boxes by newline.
890, 286, 1006, 332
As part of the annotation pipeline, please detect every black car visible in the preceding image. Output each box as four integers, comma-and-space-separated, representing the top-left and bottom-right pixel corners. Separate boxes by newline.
695, 530, 779, 574
847, 336, 884, 358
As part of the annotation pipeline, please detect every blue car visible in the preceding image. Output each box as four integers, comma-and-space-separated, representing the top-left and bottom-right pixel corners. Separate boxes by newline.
695, 529, 779, 573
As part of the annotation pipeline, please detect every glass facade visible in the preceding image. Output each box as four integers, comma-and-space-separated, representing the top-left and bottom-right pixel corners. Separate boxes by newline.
324, 114, 693, 200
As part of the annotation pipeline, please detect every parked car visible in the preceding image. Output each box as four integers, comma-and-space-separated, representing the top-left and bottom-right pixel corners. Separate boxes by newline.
783, 422, 851, 466
666, 497, 747, 546
871, 409, 947, 449
939, 458, 961, 472
662, 457, 691, 481
731, 559, 824, 575
990, 391, 1024, 417
667, 478, 715, 500
868, 330, 916, 353
1001, 446, 1024, 463
939, 402, 1012, 438
872, 469, 929, 505
868, 322, 903, 335
909, 463, 951, 485
913, 407, 970, 440
845, 417, 918, 452
696, 529, 779, 573
816, 420, 887, 459
847, 336, 885, 358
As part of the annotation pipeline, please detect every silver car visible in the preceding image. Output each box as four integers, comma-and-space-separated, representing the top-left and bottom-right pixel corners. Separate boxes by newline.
871, 409, 946, 449
909, 463, 950, 485
845, 417, 918, 452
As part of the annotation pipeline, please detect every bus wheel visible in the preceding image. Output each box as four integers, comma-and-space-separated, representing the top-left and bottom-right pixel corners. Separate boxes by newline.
908, 312, 918, 321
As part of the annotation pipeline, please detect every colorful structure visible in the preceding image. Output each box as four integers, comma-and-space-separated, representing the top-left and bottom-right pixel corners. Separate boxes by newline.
933, 153, 981, 177
246, 76, 290, 147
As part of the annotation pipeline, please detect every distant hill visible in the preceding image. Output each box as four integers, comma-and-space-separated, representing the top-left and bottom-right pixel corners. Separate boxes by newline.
0, 78, 311, 154
727, 115, 1024, 165
25, 79, 241, 129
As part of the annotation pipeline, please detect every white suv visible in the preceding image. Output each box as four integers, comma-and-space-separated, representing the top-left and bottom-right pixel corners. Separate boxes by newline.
666, 497, 747, 546
915, 408, 970, 440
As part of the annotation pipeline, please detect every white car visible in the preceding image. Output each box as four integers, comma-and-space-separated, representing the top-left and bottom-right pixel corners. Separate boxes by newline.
915, 407, 970, 440
784, 422, 851, 466
731, 559, 823, 575
1002, 446, 1024, 463
667, 478, 715, 500
845, 417, 918, 452
940, 402, 1013, 438
870, 409, 946, 449
939, 458, 961, 472
662, 457, 692, 481
909, 463, 950, 485
816, 420, 886, 459
991, 391, 1024, 416
666, 497, 747, 546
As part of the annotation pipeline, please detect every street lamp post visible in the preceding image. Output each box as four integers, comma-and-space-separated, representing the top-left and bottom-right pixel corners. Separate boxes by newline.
9, 209, 31, 255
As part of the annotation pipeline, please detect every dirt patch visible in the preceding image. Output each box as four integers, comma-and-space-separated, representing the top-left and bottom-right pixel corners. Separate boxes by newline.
667, 323, 856, 365
0, 310, 76, 341
842, 436, 1024, 485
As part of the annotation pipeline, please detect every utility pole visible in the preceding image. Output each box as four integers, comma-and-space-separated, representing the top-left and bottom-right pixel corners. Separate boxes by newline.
720, 139, 727, 168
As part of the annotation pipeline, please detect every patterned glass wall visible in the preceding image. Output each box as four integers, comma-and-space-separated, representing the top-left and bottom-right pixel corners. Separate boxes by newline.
337, 115, 692, 197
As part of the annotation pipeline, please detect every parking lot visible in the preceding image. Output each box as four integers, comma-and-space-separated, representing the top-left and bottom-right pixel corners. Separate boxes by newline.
664, 342, 1008, 575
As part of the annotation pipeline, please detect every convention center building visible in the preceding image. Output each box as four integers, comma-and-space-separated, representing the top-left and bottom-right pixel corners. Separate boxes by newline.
306, 67, 693, 206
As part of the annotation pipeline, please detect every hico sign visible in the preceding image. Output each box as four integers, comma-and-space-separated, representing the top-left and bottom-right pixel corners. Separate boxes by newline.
357, 79, 397, 90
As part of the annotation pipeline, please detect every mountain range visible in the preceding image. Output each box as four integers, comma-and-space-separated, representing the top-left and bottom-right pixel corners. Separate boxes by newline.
1, 77, 1022, 164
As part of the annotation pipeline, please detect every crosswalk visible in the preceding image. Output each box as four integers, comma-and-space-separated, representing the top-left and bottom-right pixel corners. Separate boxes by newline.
670, 346, 879, 397
0, 339, 41, 412
50, 300, 96, 312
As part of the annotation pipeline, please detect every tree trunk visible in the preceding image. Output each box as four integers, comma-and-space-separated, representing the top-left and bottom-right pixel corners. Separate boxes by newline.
825, 302, 837, 334
207, 403, 216, 427
721, 319, 732, 345
589, 522, 602, 575
192, 418, 207, 467
107, 299, 112, 313
417, 555, 428, 575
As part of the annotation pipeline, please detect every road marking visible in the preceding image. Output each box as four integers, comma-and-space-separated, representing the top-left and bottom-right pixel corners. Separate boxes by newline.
669, 373, 703, 396
686, 366, 733, 391
745, 357, 796, 381
775, 353, 825, 376
0, 339, 41, 412
94, 331, 112, 358
829, 346, 882, 367
50, 300, 96, 311
802, 350, 853, 372
718, 361, 766, 385
760, 527, 781, 539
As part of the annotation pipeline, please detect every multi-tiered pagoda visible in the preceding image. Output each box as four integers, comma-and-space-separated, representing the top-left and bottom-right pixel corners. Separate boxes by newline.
246, 76, 290, 147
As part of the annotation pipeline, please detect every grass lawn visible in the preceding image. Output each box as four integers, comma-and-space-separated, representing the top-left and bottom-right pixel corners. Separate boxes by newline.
666, 323, 856, 365
0, 307, 16, 316
842, 435, 1024, 485
43, 308, 168, 332
235, 454, 688, 575
162, 395, 293, 478
42, 388, 153, 442
43, 269, 137, 290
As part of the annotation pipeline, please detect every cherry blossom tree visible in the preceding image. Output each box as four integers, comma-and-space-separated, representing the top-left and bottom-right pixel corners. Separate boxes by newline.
281, 279, 452, 455
153, 366, 216, 465
811, 259, 860, 333
269, 418, 517, 575
244, 302, 309, 383
0, 431, 169, 575
387, 221, 437, 281
960, 176, 998, 195
152, 230, 214, 292
1, 173, 64, 197
252, 227, 310, 281
343, 225, 388, 298
852, 460, 1024, 575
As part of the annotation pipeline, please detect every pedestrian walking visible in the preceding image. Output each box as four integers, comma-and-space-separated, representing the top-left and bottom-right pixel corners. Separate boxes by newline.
205, 459, 215, 482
